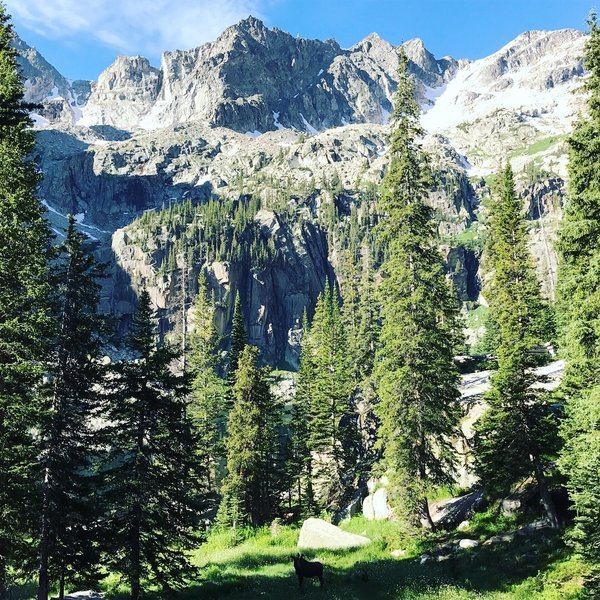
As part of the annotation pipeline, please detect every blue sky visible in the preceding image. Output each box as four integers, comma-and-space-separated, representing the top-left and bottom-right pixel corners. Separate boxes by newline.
6, 0, 595, 81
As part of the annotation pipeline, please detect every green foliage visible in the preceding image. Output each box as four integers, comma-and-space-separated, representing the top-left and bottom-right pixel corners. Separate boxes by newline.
218, 345, 284, 528
0, 5, 52, 596
556, 11, 600, 590
188, 273, 227, 494
228, 292, 246, 380
296, 286, 358, 512
474, 165, 561, 527
374, 49, 462, 529
37, 216, 107, 598
102, 290, 202, 600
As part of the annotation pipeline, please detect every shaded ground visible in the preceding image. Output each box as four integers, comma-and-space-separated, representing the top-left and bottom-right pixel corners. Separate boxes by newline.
101, 518, 586, 600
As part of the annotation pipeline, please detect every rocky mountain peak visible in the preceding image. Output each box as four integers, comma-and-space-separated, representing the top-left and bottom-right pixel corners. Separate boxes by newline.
79, 55, 162, 129
229, 15, 269, 37
14, 34, 71, 103
402, 37, 456, 86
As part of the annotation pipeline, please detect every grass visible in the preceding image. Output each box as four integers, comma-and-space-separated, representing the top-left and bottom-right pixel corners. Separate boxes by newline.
510, 136, 565, 159
444, 223, 484, 252
466, 305, 489, 331
96, 516, 589, 600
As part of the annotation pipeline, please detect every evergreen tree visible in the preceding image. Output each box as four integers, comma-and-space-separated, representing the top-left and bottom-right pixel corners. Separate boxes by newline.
228, 291, 246, 379
556, 10, 600, 589
37, 217, 106, 600
474, 165, 561, 529
218, 345, 282, 527
188, 273, 227, 494
102, 290, 202, 600
374, 49, 462, 530
0, 6, 52, 597
289, 309, 316, 515
304, 286, 356, 511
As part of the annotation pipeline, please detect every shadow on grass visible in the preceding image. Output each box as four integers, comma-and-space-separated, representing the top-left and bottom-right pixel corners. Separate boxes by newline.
107, 532, 568, 600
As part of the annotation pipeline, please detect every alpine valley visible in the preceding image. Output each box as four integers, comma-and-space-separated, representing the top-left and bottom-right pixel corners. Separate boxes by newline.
16, 16, 586, 366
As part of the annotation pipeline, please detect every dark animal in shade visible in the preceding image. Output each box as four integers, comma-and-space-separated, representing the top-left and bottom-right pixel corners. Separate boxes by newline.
292, 554, 324, 587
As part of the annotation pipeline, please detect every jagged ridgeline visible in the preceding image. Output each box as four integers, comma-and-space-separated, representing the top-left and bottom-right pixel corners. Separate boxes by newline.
114, 136, 479, 369
20, 17, 581, 368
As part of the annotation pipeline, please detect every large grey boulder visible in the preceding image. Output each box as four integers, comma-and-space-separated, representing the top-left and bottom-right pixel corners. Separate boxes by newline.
426, 490, 484, 529
59, 592, 105, 600
297, 518, 371, 550
363, 476, 392, 521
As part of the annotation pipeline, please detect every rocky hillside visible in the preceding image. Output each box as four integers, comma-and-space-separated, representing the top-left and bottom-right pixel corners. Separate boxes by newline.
15, 18, 587, 364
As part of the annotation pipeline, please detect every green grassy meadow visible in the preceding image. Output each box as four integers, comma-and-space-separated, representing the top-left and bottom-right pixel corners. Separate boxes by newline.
99, 517, 588, 600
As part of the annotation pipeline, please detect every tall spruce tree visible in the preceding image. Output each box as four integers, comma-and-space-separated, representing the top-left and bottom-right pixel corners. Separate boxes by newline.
0, 6, 52, 598
289, 309, 316, 515
218, 345, 282, 527
103, 290, 202, 600
188, 273, 227, 494
474, 165, 561, 529
37, 217, 106, 600
228, 292, 246, 380
556, 10, 600, 590
374, 49, 462, 530
303, 285, 356, 511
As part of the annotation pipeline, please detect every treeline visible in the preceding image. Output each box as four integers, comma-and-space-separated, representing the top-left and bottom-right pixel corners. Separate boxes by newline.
3, 4, 600, 599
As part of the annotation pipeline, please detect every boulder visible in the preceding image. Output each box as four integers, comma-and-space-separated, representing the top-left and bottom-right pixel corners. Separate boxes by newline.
372, 488, 391, 520
391, 549, 406, 558
427, 490, 484, 529
363, 494, 375, 520
297, 517, 371, 550
59, 593, 105, 600
333, 493, 363, 524
362, 486, 391, 521
458, 538, 479, 549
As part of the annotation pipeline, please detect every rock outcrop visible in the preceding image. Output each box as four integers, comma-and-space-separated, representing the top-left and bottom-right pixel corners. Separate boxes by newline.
12, 18, 588, 362
297, 518, 371, 550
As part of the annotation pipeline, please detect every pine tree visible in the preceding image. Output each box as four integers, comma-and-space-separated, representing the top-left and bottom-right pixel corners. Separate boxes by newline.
218, 345, 282, 527
228, 291, 246, 379
305, 286, 356, 511
0, 6, 52, 598
374, 49, 462, 531
188, 273, 227, 494
474, 165, 561, 529
556, 10, 600, 589
37, 217, 107, 600
102, 290, 202, 600
289, 309, 316, 515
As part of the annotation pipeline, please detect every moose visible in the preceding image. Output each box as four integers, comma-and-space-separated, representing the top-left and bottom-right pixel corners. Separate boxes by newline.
292, 554, 324, 588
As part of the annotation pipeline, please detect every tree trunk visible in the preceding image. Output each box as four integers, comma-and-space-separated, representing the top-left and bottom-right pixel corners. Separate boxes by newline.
59, 570, 65, 600
0, 556, 8, 600
533, 460, 561, 529
37, 485, 50, 600
421, 497, 436, 532
130, 505, 141, 600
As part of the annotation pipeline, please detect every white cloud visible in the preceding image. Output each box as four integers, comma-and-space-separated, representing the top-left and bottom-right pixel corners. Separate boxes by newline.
6, 0, 264, 58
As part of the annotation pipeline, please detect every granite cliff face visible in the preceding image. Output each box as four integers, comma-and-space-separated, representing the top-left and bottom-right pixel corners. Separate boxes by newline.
15, 18, 587, 363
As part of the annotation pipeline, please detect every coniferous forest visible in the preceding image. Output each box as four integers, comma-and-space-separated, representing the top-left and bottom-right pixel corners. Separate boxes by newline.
2, 4, 600, 599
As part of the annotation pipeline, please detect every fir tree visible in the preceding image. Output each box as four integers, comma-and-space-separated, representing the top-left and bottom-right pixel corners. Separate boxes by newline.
188, 273, 227, 494
304, 286, 356, 511
556, 10, 600, 590
0, 6, 52, 597
474, 165, 561, 529
218, 345, 282, 527
102, 290, 202, 600
37, 217, 106, 600
374, 49, 462, 530
289, 309, 316, 515
228, 291, 246, 379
